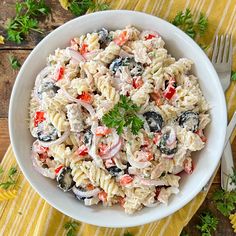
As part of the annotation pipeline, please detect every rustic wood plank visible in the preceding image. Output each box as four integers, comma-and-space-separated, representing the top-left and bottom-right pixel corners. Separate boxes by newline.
0, 50, 30, 118
0, 0, 73, 49
0, 118, 10, 160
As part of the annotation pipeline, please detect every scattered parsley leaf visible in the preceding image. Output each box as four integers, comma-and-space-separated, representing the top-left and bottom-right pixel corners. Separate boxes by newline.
172, 8, 208, 39
102, 95, 144, 135
0, 166, 18, 190
213, 189, 236, 216
68, 0, 109, 17
124, 232, 133, 236
9, 55, 21, 70
64, 221, 80, 236
231, 71, 236, 81
196, 211, 218, 236
228, 167, 236, 187
8, 167, 17, 177
6, 0, 50, 44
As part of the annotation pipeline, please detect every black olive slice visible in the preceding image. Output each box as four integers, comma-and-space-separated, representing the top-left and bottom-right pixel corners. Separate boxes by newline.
37, 122, 58, 142
57, 167, 75, 192
158, 132, 178, 155
178, 111, 199, 132
143, 111, 164, 132
107, 166, 123, 177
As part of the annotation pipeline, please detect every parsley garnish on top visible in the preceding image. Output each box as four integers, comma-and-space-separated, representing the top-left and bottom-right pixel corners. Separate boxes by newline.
9, 55, 21, 70
102, 95, 144, 135
68, 0, 109, 17
6, 0, 50, 44
231, 71, 236, 81
196, 211, 218, 236
172, 8, 208, 39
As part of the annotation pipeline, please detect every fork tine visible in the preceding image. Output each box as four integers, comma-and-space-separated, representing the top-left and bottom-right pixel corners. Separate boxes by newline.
222, 34, 230, 63
212, 35, 219, 63
216, 35, 225, 63
228, 35, 233, 64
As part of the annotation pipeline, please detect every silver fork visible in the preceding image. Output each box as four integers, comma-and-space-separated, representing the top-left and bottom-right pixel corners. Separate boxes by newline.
211, 34, 235, 191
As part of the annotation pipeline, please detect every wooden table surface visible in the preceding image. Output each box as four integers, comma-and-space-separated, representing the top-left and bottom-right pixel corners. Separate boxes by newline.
0, 1, 235, 235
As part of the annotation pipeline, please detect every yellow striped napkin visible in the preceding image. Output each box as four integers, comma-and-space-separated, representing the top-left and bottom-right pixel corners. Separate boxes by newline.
0, 0, 236, 235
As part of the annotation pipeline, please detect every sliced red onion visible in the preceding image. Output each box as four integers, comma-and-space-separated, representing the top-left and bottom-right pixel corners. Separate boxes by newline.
31, 152, 55, 179
127, 154, 151, 169
67, 48, 85, 62
172, 165, 184, 174
72, 186, 101, 198
61, 89, 95, 117
38, 129, 70, 147
83, 50, 100, 60
100, 140, 122, 160
136, 176, 166, 186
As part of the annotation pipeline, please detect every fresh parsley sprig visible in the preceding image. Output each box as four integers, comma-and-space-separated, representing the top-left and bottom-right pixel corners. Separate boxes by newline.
231, 71, 236, 81
172, 8, 208, 39
9, 55, 21, 70
196, 211, 218, 236
102, 95, 144, 135
68, 0, 109, 16
6, 0, 50, 44
0, 167, 18, 190
64, 221, 80, 236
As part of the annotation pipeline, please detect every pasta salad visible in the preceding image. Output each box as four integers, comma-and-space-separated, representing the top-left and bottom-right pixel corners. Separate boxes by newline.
29, 26, 210, 214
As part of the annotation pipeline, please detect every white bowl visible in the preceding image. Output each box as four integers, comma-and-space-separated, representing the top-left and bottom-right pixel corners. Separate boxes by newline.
9, 10, 227, 227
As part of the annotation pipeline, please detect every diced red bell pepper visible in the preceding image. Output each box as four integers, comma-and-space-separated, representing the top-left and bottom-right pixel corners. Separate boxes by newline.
195, 129, 207, 142
98, 191, 107, 202
163, 86, 176, 100
145, 34, 156, 40
55, 66, 65, 81
114, 31, 127, 46
34, 111, 45, 127
137, 151, 154, 162
77, 92, 92, 103
79, 43, 88, 55
133, 77, 144, 89
119, 174, 133, 186
96, 126, 112, 136
86, 183, 95, 191
153, 132, 162, 145
151, 92, 163, 106
77, 145, 88, 156
183, 158, 194, 174
38, 153, 48, 162
55, 165, 64, 174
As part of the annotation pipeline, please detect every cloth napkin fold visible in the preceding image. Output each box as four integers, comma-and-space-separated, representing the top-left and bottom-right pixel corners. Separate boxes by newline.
0, 0, 236, 235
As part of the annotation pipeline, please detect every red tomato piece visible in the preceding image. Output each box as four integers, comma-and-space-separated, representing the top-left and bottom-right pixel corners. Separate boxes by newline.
96, 126, 112, 136
163, 86, 176, 100
55, 66, 65, 81
98, 143, 109, 156
55, 165, 64, 174
183, 158, 194, 174
77, 92, 92, 103
38, 153, 48, 162
98, 191, 107, 202
119, 174, 133, 186
79, 43, 88, 54
86, 184, 95, 191
77, 145, 88, 156
34, 111, 45, 127
145, 34, 156, 40
133, 76, 144, 89
114, 31, 127, 46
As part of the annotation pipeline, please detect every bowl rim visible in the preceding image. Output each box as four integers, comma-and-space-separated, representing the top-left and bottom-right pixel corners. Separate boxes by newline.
9, 9, 227, 227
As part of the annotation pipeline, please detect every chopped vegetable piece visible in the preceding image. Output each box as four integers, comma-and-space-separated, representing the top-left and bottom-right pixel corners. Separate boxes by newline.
163, 86, 176, 100
86, 183, 95, 191
133, 77, 144, 89
183, 157, 193, 174
95, 126, 112, 136
34, 111, 45, 127
98, 191, 107, 202
79, 43, 88, 54
77, 145, 88, 156
114, 31, 127, 46
119, 174, 133, 186
55, 66, 65, 81
55, 165, 64, 175
145, 34, 156, 40
77, 92, 92, 103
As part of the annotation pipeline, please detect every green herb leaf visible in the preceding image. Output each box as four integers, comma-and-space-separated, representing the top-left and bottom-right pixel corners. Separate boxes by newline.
9, 56, 21, 70
6, 0, 50, 44
68, 0, 109, 17
172, 8, 208, 40
102, 95, 144, 135
0, 181, 16, 190
8, 167, 17, 177
231, 71, 236, 81
213, 189, 236, 216
180, 230, 189, 236
124, 231, 133, 236
0, 166, 3, 176
0, 166, 18, 190
64, 221, 80, 236
196, 211, 218, 236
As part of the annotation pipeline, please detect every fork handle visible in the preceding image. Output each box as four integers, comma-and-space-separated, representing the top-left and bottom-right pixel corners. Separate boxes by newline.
221, 141, 235, 191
